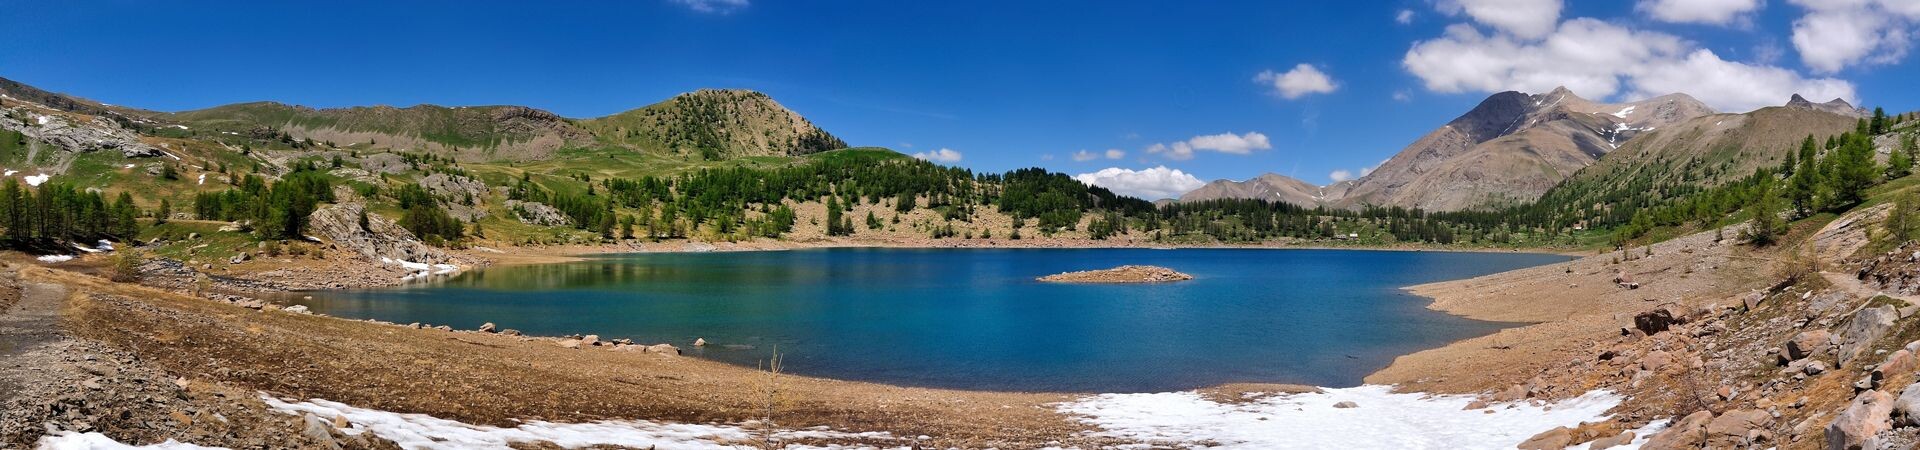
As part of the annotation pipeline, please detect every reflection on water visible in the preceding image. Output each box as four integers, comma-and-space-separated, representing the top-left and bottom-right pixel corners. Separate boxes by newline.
291, 248, 1571, 393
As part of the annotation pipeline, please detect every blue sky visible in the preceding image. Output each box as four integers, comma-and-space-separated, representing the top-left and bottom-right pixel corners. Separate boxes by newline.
2, 0, 1916, 198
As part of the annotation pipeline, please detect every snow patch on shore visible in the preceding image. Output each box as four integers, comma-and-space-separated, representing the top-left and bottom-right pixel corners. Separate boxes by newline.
36, 255, 74, 263
36, 431, 228, 449
381, 257, 461, 281
1057, 385, 1628, 450
261, 395, 906, 449
25, 173, 51, 186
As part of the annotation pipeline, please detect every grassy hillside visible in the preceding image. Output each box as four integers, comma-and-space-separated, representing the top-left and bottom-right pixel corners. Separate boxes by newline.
576, 89, 845, 160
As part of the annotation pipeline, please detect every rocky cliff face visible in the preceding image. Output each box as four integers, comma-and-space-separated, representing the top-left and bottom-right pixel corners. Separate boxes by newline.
1333, 87, 1714, 211
169, 102, 594, 162
0, 103, 165, 160
306, 201, 450, 265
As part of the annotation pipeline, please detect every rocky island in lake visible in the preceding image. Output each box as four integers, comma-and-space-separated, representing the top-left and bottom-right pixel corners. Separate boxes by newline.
1037, 265, 1193, 283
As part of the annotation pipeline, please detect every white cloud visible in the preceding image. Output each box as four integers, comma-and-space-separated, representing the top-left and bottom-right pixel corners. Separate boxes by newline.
1397, 9, 1417, 24
1631, 49, 1856, 112
1404, 15, 1856, 112
1440, 0, 1564, 39
1637, 0, 1762, 25
1072, 149, 1128, 162
1392, 90, 1413, 102
670, 0, 748, 13
1329, 170, 1355, 182
1147, 132, 1273, 160
911, 148, 963, 163
1789, 0, 1918, 73
1255, 64, 1340, 99
1073, 166, 1207, 200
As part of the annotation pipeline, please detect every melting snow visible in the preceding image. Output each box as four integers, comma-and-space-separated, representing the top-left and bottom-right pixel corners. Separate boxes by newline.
1057, 385, 1629, 450
25, 173, 50, 186
36, 255, 74, 263
124, 164, 136, 169
1613, 106, 1635, 118
36, 115, 49, 125
382, 258, 462, 280
35, 432, 227, 449
196, 173, 205, 185
2, 169, 14, 176
261, 395, 905, 449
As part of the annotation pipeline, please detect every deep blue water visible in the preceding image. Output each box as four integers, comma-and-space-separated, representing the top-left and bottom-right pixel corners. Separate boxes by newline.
287, 248, 1570, 393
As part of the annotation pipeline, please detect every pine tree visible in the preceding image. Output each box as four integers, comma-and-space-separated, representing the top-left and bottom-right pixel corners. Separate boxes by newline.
1743, 178, 1786, 246
1873, 107, 1889, 135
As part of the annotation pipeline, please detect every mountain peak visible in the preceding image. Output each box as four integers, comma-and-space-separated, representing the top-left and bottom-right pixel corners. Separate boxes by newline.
1784, 93, 1867, 118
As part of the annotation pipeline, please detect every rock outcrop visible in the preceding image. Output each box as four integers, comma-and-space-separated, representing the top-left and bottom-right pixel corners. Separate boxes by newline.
306, 202, 450, 264
418, 173, 490, 221
506, 200, 569, 226
0, 107, 163, 158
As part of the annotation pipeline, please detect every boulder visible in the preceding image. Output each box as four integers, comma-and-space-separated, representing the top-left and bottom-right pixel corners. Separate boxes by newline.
1835, 306, 1899, 366
1706, 409, 1772, 445
581, 335, 600, 346
1516, 426, 1572, 450
478, 322, 497, 333
694, 338, 707, 347
501, 329, 522, 336
1875, 349, 1916, 382
1641, 350, 1674, 372
300, 413, 342, 450
1634, 307, 1684, 335
1588, 431, 1635, 449
1743, 292, 1766, 311
557, 339, 582, 349
1788, 330, 1832, 361
1642, 410, 1713, 450
1826, 390, 1895, 450
1807, 360, 1829, 375
646, 344, 681, 355
1896, 382, 1920, 427
283, 305, 311, 314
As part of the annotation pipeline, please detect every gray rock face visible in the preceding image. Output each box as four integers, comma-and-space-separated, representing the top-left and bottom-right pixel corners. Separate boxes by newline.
418, 173, 490, 221
1835, 306, 1899, 366
0, 107, 164, 158
1896, 382, 1920, 427
506, 200, 569, 227
306, 202, 449, 264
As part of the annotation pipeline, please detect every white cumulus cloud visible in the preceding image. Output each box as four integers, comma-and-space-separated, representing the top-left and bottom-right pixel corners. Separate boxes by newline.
1073, 166, 1207, 200
1404, 14, 1856, 112
1637, 0, 1762, 25
911, 148, 963, 163
1105, 148, 1126, 159
670, 0, 748, 13
1398, 9, 1417, 24
1146, 132, 1273, 161
1255, 64, 1340, 99
1440, 0, 1564, 39
1788, 0, 1919, 73
1329, 170, 1355, 182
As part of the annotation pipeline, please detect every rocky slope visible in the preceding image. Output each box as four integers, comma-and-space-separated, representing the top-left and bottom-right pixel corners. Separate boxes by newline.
169, 102, 593, 161
1536, 102, 1863, 215
1335, 87, 1714, 211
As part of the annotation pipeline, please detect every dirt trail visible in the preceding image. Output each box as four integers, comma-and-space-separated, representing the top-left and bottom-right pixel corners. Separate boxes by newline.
0, 269, 67, 405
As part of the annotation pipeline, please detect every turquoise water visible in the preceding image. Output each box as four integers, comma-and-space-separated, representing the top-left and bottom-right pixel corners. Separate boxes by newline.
288, 248, 1570, 393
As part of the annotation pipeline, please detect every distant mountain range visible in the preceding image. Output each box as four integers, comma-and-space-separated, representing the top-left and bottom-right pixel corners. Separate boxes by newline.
1181, 87, 1868, 211
0, 77, 844, 163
